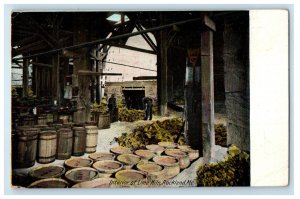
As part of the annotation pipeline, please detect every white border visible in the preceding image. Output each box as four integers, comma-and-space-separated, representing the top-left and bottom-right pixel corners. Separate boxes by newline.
1, 1, 296, 197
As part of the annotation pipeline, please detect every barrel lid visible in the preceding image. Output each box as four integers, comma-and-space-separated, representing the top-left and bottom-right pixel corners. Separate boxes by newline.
72, 126, 85, 130
92, 160, 123, 173
72, 178, 115, 188
40, 130, 57, 136
64, 157, 93, 169
137, 162, 163, 173
34, 125, 48, 129
16, 125, 32, 130
134, 150, 155, 160
28, 178, 69, 188
165, 149, 188, 158
58, 128, 72, 132
85, 125, 98, 130
110, 146, 132, 155
146, 144, 165, 153
88, 152, 115, 161
158, 142, 178, 149
65, 167, 98, 183
117, 154, 141, 165
153, 155, 179, 166
29, 165, 65, 179
17, 128, 39, 136
177, 145, 192, 151
115, 169, 146, 181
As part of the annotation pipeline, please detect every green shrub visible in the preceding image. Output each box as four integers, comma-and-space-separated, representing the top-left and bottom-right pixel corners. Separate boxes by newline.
196, 145, 250, 186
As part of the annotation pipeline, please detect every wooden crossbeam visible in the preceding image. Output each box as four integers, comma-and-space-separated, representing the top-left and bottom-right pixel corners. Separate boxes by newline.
78, 70, 122, 76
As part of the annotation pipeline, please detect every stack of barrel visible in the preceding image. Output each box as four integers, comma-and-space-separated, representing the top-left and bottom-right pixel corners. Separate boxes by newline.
12, 123, 99, 170
15, 141, 200, 188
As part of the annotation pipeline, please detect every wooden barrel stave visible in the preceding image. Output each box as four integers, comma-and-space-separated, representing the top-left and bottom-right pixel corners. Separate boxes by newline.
56, 128, 73, 159
72, 127, 86, 156
37, 131, 57, 164
85, 126, 98, 153
13, 128, 39, 168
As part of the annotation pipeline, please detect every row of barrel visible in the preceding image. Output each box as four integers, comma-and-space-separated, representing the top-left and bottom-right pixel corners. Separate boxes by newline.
13, 142, 200, 188
12, 123, 99, 169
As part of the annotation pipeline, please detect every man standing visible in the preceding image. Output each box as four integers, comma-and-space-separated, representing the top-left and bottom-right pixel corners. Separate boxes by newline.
143, 97, 153, 120
108, 94, 117, 122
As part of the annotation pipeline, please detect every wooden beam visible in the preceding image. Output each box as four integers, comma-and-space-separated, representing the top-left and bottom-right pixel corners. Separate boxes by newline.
31, 62, 53, 68
78, 70, 122, 76
108, 43, 156, 55
203, 15, 216, 31
133, 76, 157, 80
13, 36, 38, 47
135, 23, 157, 52
52, 53, 60, 104
14, 17, 204, 61
15, 40, 45, 53
159, 14, 168, 116
20, 15, 56, 48
22, 58, 29, 97
201, 30, 215, 163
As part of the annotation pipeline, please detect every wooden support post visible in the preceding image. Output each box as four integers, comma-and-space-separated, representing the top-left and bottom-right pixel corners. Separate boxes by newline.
201, 30, 215, 163
22, 58, 29, 97
52, 53, 60, 104
158, 14, 168, 116
73, 28, 91, 123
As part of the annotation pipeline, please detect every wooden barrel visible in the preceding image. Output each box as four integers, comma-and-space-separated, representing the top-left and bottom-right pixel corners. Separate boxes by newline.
64, 167, 98, 185
29, 165, 65, 180
56, 128, 73, 159
51, 123, 63, 130
64, 157, 93, 170
62, 122, 74, 129
98, 113, 110, 129
28, 178, 69, 188
153, 156, 180, 179
46, 113, 54, 124
158, 142, 178, 149
165, 149, 190, 169
88, 152, 115, 162
59, 115, 69, 124
92, 160, 123, 178
37, 114, 47, 125
134, 149, 155, 160
22, 116, 36, 126
72, 177, 116, 188
37, 130, 57, 164
116, 154, 141, 169
146, 144, 165, 155
110, 146, 132, 155
34, 124, 48, 130
85, 126, 98, 153
137, 162, 166, 183
72, 127, 86, 156
12, 172, 32, 187
13, 128, 39, 168
136, 162, 163, 176
115, 169, 147, 187
177, 145, 199, 161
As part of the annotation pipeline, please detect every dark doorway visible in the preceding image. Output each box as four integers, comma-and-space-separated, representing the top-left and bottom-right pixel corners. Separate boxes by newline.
122, 89, 145, 110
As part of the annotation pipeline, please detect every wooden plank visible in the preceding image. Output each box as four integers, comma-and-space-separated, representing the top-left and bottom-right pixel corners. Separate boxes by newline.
77, 70, 122, 76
